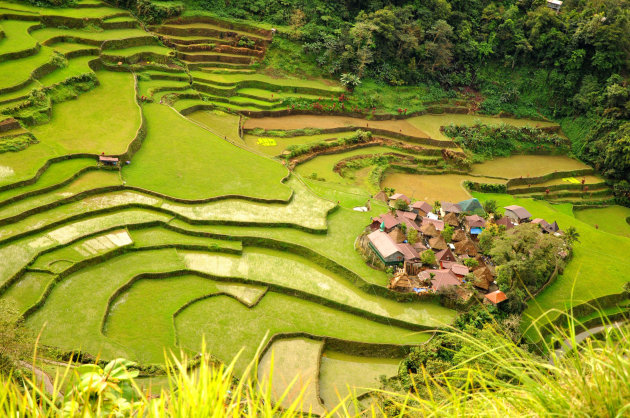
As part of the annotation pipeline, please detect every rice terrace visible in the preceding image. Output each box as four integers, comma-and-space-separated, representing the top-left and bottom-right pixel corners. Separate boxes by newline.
0, 0, 629, 415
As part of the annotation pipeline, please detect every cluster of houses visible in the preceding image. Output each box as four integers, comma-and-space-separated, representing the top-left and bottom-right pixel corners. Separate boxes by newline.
365, 194, 563, 306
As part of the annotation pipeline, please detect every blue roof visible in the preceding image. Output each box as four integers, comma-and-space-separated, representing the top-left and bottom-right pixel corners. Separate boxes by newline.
471, 227, 483, 234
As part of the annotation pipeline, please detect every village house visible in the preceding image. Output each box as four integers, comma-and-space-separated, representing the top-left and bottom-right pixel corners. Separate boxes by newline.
495, 216, 515, 230
421, 217, 445, 231
532, 218, 561, 235
370, 213, 400, 232
435, 247, 457, 268
410, 200, 433, 217
485, 290, 508, 305
429, 235, 448, 251
440, 202, 462, 217
504, 205, 532, 224
367, 230, 404, 265
419, 269, 461, 292
465, 214, 486, 237
454, 238, 478, 257
443, 212, 460, 227
397, 243, 421, 263
389, 193, 411, 206
451, 229, 467, 242
446, 263, 469, 278
473, 267, 494, 290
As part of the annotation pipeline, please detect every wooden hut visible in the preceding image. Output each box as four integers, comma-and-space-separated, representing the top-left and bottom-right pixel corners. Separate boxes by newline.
473, 267, 494, 290
420, 222, 439, 237
388, 228, 406, 244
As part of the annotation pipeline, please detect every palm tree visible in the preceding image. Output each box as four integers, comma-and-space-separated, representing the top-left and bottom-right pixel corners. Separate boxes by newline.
564, 226, 580, 245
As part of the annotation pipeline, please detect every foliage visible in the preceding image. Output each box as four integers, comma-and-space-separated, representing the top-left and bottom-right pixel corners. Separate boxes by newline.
482, 199, 498, 215
110, 0, 183, 24
444, 123, 570, 158
393, 199, 409, 211
463, 258, 478, 269
0, 134, 38, 154
285, 129, 371, 159
489, 224, 566, 311
441, 224, 454, 242
407, 228, 418, 245
420, 249, 436, 266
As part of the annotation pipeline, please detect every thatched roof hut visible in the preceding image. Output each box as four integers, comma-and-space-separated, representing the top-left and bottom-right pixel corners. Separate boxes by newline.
429, 235, 448, 251
451, 229, 466, 242
420, 222, 439, 237
444, 212, 460, 227
473, 267, 494, 290
454, 238, 478, 256
388, 227, 406, 244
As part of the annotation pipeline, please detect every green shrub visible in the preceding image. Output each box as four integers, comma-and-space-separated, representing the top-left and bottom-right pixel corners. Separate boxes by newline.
443, 123, 569, 158
0, 134, 38, 153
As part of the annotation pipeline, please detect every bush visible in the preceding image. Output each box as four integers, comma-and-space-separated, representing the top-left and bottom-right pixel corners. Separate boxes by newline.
443, 123, 569, 158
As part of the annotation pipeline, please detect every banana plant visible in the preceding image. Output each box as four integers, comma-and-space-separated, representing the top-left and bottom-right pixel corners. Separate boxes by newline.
62, 358, 142, 417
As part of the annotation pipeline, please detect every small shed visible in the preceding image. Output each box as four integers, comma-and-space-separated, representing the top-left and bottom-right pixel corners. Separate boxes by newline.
99, 155, 119, 166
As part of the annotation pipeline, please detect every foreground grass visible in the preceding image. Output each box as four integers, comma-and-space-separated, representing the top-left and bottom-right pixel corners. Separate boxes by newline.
3, 318, 629, 416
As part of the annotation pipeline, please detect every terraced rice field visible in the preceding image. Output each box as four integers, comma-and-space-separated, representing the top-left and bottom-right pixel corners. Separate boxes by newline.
0, 4, 457, 408
1, 2, 627, 410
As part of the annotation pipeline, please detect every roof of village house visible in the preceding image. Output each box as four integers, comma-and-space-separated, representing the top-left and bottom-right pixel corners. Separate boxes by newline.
458, 198, 485, 214
429, 235, 448, 251
400, 216, 421, 232
473, 267, 494, 290
451, 229, 467, 242
390, 275, 419, 289
454, 238, 478, 256
374, 190, 389, 202
495, 216, 515, 230
368, 230, 401, 258
465, 214, 487, 228
421, 217, 445, 231
411, 200, 433, 214
441, 202, 462, 214
374, 213, 400, 230
435, 247, 457, 263
504, 205, 532, 220
420, 222, 439, 237
397, 243, 420, 261
99, 156, 119, 162
444, 212, 460, 227
396, 210, 418, 221
450, 263, 469, 277
413, 241, 428, 252
389, 193, 411, 204
388, 228, 406, 243
485, 290, 507, 304
420, 269, 461, 292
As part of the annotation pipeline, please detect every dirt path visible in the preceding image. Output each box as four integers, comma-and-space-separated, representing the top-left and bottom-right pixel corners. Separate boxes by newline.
243, 115, 430, 138
553, 321, 625, 361
19, 360, 60, 397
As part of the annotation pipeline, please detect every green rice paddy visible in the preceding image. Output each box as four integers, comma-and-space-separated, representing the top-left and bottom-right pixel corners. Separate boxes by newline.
0, 3, 626, 407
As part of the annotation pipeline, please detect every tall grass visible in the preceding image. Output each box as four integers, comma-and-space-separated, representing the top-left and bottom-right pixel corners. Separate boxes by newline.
1, 316, 629, 417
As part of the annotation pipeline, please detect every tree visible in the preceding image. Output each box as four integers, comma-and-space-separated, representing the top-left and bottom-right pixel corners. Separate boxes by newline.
394, 199, 409, 211
564, 226, 580, 246
463, 258, 479, 269
421, 249, 436, 266
407, 228, 418, 245
433, 200, 441, 214
424, 19, 454, 72
483, 199, 498, 215
442, 224, 454, 242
